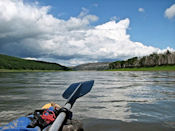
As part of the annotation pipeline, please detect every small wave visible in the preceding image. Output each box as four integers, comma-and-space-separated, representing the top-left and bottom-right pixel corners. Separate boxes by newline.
88, 94, 107, 98
109, 100, 149, 103
89, 106, 106, 109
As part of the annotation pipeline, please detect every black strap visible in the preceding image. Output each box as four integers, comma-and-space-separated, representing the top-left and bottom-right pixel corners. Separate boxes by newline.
54, 107, 73, 131
55, 107, 72, 120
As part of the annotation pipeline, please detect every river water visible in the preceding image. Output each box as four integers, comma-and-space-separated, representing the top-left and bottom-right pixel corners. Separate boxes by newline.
0, 71, 175, 130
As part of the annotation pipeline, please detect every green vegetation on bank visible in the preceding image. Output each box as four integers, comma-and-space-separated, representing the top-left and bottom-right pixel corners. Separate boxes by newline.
109, 51, 175, 70
1, 51, 175, 72
0, 69, 66, 72
106, 65, 175, 71
0, 54, 70, 71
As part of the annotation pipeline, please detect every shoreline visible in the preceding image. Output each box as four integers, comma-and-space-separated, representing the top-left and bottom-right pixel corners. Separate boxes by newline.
0, 65, 175, 72
106, 65, 175, 71
0, 69, 65, 72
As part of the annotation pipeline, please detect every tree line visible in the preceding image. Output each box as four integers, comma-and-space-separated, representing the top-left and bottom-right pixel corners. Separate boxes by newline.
109, 50, 175, 69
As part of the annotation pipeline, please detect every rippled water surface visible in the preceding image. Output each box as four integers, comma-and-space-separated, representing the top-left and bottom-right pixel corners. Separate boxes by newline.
0, 71, 175, 130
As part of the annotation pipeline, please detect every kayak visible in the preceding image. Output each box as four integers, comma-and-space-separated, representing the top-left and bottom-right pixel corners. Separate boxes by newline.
0, 102, 62, 131
0, 80, 94, 131
0, 116, 41, 131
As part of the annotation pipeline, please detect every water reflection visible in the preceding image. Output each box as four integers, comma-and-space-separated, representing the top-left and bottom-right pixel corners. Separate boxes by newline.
0, 71, 175, 126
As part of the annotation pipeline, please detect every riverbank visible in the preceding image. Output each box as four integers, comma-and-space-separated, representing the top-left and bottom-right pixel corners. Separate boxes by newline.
0, 54, 70, 71
106, 65, 175, 71
0, 65, 175, 72
0, 69, 65, 72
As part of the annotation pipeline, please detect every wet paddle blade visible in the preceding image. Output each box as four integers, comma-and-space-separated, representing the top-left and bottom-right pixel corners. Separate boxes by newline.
62, 80, 94, 99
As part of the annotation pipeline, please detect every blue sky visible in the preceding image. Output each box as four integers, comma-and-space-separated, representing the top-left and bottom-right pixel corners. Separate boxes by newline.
30, 0, 175, 49
0, 0, 175, 66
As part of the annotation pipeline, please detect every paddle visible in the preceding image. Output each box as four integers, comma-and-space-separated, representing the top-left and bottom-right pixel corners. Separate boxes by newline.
49, 80, 94, 131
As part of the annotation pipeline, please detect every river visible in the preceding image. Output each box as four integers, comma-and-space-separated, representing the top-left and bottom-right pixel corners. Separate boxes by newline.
0, 71, 175, 130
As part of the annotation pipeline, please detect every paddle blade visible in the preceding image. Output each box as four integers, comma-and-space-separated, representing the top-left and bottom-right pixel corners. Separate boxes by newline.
62, 80, 94, 99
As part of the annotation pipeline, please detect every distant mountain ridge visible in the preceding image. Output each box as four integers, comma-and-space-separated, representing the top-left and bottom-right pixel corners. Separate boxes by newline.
0, 54, 70, 70
72, 62, 110, 71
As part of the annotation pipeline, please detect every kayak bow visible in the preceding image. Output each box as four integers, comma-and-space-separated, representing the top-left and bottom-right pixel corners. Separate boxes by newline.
0, 80, 94, 131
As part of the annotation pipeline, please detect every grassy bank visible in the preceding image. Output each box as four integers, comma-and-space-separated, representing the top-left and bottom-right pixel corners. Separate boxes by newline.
0, 69, 66, 72
0, 54, 70, 71
106, 65, 175, 71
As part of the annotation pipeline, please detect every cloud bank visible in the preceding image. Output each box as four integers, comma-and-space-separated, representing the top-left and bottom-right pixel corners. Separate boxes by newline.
165, 3, 175, 19
0, 0, 173, 66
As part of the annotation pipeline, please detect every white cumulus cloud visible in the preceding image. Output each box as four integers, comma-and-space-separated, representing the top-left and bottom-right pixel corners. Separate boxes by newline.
165, 4, 175, 19
138, 8, 144, 13
0, 0, 172, 66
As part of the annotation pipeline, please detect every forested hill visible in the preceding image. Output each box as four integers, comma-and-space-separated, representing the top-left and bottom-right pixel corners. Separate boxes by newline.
109, 51, 175, 69
0, 54, 70, 71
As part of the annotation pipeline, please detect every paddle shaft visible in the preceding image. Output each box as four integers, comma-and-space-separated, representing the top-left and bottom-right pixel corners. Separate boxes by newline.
49, 83, 81, 131
49, 103, 71, 131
